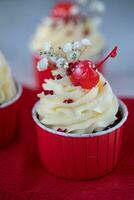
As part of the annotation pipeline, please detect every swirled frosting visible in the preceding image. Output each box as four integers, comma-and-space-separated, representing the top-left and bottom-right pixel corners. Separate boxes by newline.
37, 68, 119, 133
0, 53, 17, 105
30, 17, 105, 59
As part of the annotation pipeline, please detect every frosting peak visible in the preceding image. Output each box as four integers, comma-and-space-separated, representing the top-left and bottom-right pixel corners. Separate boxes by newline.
36, 40, 119, 134
37, 69, 119, 133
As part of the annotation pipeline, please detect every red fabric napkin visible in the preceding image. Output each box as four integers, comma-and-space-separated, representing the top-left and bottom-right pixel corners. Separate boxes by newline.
0, 87, 134, 200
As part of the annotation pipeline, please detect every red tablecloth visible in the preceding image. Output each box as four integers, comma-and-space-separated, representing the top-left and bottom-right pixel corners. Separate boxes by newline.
0, 87, 134, 200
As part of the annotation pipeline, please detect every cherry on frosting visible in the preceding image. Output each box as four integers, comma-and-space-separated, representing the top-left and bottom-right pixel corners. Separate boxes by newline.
68, 46, 118, 90
69, 60, 100, 90
51, 2, 78, 20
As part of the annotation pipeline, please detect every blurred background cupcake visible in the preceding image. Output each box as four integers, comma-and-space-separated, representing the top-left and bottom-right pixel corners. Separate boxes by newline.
30, 0, 106, 89
0, 52, 22, 147
0, 0, 133, 96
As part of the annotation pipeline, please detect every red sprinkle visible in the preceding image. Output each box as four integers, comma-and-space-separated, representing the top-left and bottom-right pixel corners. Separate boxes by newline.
63, 99, 74, 104
44, 90, 54, 95
57, 128, 67, 133
66, 68, 72, 76
66, 64, 76, 76
55, 74, 63, 80
103, 82, 107, 87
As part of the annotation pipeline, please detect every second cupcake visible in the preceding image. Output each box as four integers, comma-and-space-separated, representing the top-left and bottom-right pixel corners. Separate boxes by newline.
0, 52, 22, 147
30, 1, 105, 88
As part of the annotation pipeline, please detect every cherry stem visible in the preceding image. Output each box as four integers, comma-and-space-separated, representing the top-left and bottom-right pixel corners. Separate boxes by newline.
95, 46, 118, 69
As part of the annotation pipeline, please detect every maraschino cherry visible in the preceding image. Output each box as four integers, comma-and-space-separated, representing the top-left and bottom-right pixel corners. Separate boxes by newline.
68, 46, 118, 90
51, 2, 78, 20
69, 60, 99, 89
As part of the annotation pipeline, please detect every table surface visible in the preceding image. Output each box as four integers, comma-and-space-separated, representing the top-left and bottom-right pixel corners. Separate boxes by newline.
0, 88, 133, 200
0, 0, 134, 96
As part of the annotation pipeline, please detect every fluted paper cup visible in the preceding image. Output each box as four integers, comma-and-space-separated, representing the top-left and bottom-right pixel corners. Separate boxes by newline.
32, 100, 128, 180
0, 83, 22, 148
32, 49, 105, 90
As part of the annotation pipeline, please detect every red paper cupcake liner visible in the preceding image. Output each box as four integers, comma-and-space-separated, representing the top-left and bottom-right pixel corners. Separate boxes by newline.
32, 51, 105, 90
0, 83, 22, 148
32, 100, 128, 180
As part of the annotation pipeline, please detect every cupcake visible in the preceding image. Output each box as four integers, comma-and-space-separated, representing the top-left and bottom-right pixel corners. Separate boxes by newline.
32, 40, 128, 180
30, 1, 105, 89
0, 52, 22, 147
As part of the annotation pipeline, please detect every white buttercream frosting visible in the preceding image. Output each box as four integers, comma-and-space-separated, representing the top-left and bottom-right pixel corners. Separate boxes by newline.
37, 68, 119, 134
0, 52, 17, 105
30, 17, 105, 59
